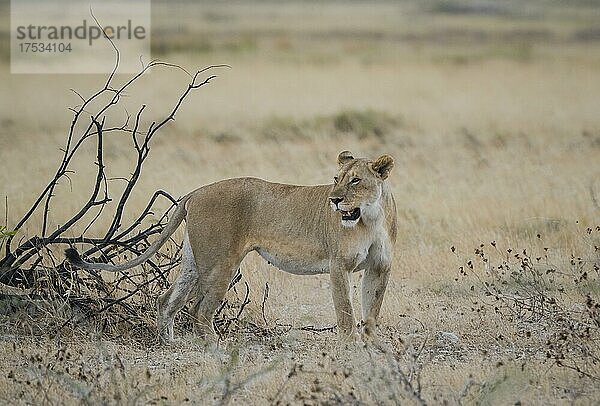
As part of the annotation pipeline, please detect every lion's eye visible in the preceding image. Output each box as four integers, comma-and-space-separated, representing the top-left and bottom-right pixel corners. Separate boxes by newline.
333, 176, 339, 184
350, 177, 361, 185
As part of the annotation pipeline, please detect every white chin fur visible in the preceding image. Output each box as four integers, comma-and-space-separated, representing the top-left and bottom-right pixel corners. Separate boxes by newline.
341, 218, 360, 228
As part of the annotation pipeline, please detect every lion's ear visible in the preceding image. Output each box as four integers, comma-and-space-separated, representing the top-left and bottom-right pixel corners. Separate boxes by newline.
337, 150, 354, 166
370, 154, 394, 179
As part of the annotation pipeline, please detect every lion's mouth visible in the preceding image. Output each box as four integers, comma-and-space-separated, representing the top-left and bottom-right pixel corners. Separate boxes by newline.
340, 207, 361, 221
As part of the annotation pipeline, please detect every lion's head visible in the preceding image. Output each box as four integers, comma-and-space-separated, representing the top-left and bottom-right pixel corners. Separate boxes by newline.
328, 150, 394, 227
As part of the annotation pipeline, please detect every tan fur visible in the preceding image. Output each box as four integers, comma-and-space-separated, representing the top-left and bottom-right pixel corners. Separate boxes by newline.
66, 151, 397, 344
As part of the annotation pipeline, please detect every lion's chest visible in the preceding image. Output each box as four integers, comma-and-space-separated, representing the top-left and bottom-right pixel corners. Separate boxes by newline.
348, 228, 392, 271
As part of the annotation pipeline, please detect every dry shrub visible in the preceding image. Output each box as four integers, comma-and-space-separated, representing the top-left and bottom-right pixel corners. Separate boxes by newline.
259, 109, 403, 142
0, 50, 229, 345
454, 223, 600, 380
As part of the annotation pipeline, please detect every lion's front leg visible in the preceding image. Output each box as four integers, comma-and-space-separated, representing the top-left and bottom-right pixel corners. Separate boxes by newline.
329, 262, 357, 341
360, 263, 391, 339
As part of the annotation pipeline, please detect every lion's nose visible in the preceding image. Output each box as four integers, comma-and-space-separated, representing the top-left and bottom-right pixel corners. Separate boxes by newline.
329, 197, 343, 206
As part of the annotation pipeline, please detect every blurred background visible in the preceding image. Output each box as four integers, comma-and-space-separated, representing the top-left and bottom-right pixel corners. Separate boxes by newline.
1, 0, 599, 284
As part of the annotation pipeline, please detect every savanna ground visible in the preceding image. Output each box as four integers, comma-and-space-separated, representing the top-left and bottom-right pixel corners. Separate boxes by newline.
1, 0, 600, 404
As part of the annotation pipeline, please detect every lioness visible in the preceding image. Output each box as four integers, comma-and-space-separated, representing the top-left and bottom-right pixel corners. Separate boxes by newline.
65, 150, 397, 343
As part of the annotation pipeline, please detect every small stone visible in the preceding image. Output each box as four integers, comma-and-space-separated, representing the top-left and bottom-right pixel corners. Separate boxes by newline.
437, 331, 459, 344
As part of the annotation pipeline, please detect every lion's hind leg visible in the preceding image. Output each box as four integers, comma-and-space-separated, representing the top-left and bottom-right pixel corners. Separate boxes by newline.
191, 258, 242, 340
157, 233, 198, 344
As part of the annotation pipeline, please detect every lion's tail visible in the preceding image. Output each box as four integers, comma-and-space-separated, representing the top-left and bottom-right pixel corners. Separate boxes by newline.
65, 193, 193, 272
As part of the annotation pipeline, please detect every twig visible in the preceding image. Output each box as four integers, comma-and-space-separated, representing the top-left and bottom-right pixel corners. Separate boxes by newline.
261, 282, 269, 326
299, 325, 336, 333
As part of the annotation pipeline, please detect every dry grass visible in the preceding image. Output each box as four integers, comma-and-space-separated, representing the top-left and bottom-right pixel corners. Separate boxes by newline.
1, 1, 600, 404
